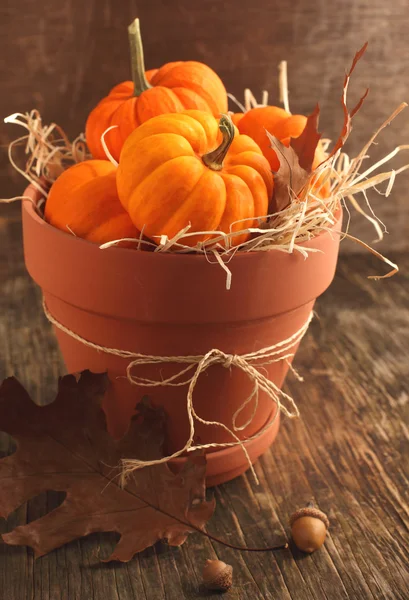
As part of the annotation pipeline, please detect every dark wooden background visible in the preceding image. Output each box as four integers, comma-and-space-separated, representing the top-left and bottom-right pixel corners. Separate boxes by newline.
1, 0, 409, 251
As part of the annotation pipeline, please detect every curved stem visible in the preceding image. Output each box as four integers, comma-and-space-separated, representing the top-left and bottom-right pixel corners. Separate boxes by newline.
103, 462, 289, 554
129, 485, 289, 553
128, 18, 151, 97
202, 115, 235, 171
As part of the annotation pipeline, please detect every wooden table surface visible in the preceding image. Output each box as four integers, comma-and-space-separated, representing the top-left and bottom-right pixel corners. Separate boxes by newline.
1, 205, 409, 600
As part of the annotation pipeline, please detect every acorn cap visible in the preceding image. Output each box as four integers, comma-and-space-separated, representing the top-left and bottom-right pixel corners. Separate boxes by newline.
202, 559, 233, 591
289, 507, 329, 529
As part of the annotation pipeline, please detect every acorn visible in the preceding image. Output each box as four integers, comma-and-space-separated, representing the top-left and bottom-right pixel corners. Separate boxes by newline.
290, 504, 329, 553
202, 559, 233, 592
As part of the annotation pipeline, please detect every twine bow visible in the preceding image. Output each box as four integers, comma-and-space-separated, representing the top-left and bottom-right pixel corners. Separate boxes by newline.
43, 300, 312, 483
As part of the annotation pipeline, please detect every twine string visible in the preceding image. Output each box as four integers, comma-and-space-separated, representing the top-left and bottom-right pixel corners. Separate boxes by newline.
42, 300, 312, 484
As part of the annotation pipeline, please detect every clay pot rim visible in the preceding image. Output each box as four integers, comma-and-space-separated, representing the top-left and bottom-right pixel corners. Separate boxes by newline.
24, 185, 341, 261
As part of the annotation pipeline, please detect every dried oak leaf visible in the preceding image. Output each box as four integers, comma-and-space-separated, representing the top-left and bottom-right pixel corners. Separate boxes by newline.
323, 42, 369, 163
268, 44, 369, 213
267, 132, 311, 212
0, 372, 215, 561
290, 103, 322, 172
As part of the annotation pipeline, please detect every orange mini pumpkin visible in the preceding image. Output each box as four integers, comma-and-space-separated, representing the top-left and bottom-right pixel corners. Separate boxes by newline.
116, 110, 273, 247
86, 19, 228, 162
237, 106, 330, 202
230, 112, 246, 127
237, 106, 327, 171
45, 160, 139, 244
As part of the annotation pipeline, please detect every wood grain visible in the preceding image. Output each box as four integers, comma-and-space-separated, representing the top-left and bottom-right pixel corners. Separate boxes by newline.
1, 207, 409, 597
1, 0, 409, 252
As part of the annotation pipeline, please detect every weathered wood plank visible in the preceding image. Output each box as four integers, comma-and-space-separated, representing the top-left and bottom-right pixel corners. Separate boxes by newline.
1, 209, 409, 598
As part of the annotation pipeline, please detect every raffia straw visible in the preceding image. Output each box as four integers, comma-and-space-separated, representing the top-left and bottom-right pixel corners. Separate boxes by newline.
343, 234, 398, 279
100, 126, 119, 167
227, 93, 246, 113
227, 88, 269, 114
210, 249, 233, 290
345, 102, 408, 184
347, 195, 384, 242
3, 110, 89, 195
278, 60, 291, 113
0, 195, 44, 217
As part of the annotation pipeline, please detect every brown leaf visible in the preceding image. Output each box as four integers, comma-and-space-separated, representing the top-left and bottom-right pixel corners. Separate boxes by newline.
268, 44, 369, 213
324, 42, 369, 163
267, 133, 310, 212
0, 372, 215, 561
290, 104, 322, 171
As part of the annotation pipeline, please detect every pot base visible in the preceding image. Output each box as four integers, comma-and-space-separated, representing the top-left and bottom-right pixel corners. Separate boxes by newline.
170, 413, 280, 487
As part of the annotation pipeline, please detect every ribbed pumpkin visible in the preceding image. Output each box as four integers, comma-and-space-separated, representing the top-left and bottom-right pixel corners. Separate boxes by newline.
237, 106, 328, 171
116, 110, 273, 247
237, 106, 330, 199
230, 112, 246, 127
45, 160, 139, 244
86, 19, 228, 162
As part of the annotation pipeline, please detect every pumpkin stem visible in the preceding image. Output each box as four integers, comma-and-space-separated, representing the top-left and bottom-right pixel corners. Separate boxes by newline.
202, 115, 235, 171
128, 18, 152, 97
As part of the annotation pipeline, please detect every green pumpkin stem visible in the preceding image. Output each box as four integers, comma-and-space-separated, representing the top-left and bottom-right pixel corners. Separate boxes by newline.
128, 18, 151, 97
202, 115, 235, 171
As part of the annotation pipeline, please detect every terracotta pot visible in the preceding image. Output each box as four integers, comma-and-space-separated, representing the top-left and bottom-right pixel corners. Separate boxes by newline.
22, 185, 342, 486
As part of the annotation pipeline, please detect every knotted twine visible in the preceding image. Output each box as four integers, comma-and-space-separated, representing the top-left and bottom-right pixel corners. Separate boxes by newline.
43, 300, 313, 483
